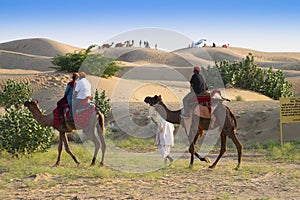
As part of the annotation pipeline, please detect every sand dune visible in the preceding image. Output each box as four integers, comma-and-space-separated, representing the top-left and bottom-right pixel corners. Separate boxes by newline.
0, 38, 81, 71
0, 38, 81, 57
0, 50, 53, 71
1, 38, 300, 144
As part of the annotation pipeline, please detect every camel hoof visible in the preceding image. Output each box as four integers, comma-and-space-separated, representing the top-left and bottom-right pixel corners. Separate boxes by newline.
90, 163, 96, 167
209, 165, 215, 169
100, 162, 104, 167
189, 164, 193, 169
53, 162, 60, 167
204, 156, 211, 163
234, 164, 240, 170
76, 162, 81, 167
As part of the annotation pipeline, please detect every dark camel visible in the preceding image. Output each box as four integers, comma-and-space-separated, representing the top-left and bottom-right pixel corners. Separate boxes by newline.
24, 100, 106, 167
144, 95, 242, 169
102, 42, 114, 49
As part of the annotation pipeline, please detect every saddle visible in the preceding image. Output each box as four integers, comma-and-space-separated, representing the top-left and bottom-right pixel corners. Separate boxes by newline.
188, 90, 224, 119
53, 98, 97, 129
73, 99, 97, 129
189, 91, 212, 119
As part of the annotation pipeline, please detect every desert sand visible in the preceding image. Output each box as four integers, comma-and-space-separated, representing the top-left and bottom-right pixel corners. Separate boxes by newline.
1, 38, 300, 143
1, 38, 300, 199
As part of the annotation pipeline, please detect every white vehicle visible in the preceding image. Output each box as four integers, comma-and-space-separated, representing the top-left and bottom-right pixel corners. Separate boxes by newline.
192, 39, 207, 48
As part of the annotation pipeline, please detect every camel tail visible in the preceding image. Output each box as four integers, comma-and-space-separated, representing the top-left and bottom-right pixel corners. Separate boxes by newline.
97, 111, 105, 135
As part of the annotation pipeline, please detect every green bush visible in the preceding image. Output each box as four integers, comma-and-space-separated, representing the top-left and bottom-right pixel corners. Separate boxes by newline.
94, 89, 112, 117
0, 80, 53, 157
51, 45, 122, 78
0, 106, 53, 157
212, 54, 294, 100
0, 79, 32, 110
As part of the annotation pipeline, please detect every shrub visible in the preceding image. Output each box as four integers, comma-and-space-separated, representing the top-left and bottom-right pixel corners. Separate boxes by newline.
235, 96, 244, 101
51, 45, 122, 78
0, 106, 53, 157
212, 54, 294, 100
94, 89, 112, 117
0, 79, 32, 110
0, 80, 53, 156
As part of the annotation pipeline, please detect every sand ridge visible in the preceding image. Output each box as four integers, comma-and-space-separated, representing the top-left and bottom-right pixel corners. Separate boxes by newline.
1, 38, 300, 143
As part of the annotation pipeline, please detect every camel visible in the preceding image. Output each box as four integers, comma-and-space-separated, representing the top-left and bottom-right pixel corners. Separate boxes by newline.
102, 42, 114, 49
144, 94, 242, 169
115, 41, 127, 47
128, 40, 134, 47
24, 100, 106, 167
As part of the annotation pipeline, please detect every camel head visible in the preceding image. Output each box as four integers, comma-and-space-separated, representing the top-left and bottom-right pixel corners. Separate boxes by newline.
24, 100, 40, 110
144, 95, 162, 106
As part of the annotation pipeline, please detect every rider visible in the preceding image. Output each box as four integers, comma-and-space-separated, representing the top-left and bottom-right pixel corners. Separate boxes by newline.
73, 72, 92, 110
56, 72, 79, 117
65, 72, 79, 117
181, 66, 207, 118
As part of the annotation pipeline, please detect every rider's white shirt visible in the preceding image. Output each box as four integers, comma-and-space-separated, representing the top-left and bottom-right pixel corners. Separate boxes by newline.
74, 78, 91, 99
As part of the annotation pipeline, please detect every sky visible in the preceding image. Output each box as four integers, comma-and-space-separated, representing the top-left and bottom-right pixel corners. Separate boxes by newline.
1, 0, 300, 52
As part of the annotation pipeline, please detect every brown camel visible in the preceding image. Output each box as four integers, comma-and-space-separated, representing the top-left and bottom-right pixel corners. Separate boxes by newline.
102, 42, 114, 49
115, 41, 127, 47
24, 100, 106, 167
144, 95, 242, 169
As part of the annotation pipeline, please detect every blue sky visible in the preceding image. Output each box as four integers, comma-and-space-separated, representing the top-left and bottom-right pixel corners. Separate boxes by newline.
1, 0, 300, 52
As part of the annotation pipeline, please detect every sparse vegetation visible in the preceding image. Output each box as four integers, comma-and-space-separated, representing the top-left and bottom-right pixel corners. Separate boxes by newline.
235, 95, 244, 101
202, 54, 294, 100
51, 45, 122, 78
0, 80, 53, 157
0, 79, 32, 110
94, 89, 112, 117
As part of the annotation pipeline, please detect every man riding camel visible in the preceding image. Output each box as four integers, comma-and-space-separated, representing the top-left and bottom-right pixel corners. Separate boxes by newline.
181, 66, 207, 118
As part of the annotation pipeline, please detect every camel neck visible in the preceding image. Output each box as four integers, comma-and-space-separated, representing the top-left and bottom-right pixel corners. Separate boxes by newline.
28, 106, 52, 127
154, 102, 181, 124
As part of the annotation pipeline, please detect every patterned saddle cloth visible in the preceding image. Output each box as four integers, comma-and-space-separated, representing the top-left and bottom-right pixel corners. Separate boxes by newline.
53, 100, 97, 129
53, 106, 72, 128
73, 101, 97, 129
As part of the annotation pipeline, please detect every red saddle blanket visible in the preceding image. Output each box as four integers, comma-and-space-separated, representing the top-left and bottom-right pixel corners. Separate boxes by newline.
189, 95, 212, 113
53, 100, 96, 129
189, 95, 211, 103
53, 106, 73, 128
73, 101, 96, 129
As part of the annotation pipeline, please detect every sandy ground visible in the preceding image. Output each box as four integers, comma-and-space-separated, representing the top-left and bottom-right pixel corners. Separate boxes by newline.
1, 38, 300, 199
1, 158, 300, 200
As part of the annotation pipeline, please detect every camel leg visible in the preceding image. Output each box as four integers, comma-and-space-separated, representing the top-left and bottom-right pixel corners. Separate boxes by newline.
194, 129, 211, 163
188, 119, 198, 168
85, 130, 100, 166
96, 123, 106, 166
62, 132, 80, 166
188, 128, 202, 168
209, 132, 227, 169
229, 129, 243, 170
189, 144, 195, 168
54, 132, 64, 167
189, 125, 211, 164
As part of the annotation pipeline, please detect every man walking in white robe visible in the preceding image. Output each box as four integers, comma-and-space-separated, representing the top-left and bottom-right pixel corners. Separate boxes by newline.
155, 117, 175, 164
